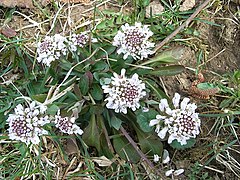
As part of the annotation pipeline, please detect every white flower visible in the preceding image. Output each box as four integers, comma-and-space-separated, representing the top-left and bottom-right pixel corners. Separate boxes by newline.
54, 111, 84, 135
153, 154, 160, 162
102, 69, 146, 114
165, 168, 184, 177
162, 149, 170, 164
37, 34, 68, 66
149, 93, 201, 145
112, 22, 155, 60
7, 101, 50, 145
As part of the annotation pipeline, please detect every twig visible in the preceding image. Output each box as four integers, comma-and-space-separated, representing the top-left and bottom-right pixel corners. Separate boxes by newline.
154, 0, 212, 52
120, 126, 163, 177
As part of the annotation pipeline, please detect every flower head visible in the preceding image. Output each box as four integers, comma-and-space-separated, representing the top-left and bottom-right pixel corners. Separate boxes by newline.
113, 22, 155, 60
55, 111, 83, 135
102, 69, 146, 114
7, 101, 50, 145
149, 93, 201, 145
37, 34, 68, 66
68, 33, 89, 51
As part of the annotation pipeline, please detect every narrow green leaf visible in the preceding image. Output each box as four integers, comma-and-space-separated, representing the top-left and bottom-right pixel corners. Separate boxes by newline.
139, 46, 185, 67
145, 79, 168, 99
149, 65, 185, 76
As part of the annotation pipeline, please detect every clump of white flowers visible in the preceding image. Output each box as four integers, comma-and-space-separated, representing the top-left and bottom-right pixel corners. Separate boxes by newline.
113, 22, 155, 60
37, 32, 96, 66
102, 69, 146, 114
55, 111, 83, 135
7, 101, 50, 145
37, 34, 68, 67
150, 93, 201, 145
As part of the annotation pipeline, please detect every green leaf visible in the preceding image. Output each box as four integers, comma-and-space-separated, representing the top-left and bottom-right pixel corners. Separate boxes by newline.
142, 46, 185, 66
46, 104, 59, 115
136, 109, 158, 132
32, 94, 47, 103
82, 114, 101, 152
92, 61, 109, 72
145, 79, 168, 99
148, 65, 185, 76
90, 84, 103, 101
130, 120, 163, 156
170, 138, 196, 149
97, 115, 114, 158
197, 82, 218, 90
113, 134, 140, 163
79, 74, 89, 95
138, 134, 163, 156
110, 116, 122, 130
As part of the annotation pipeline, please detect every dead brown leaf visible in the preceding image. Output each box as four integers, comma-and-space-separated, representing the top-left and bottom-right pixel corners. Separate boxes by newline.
1, 26, 17, 38
64, 138, 80, 155
179, 0, 196, 12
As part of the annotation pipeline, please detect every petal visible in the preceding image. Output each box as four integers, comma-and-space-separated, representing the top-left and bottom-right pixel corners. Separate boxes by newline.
165, 169, 174, 177
120, 69, 126, 77
159, 99, 169, 112
180, 97, 190, 110
162, 149, 170, 164
149, 119, 159, 126
167, 134, 176, 144
158, 126, 168, 139
153, 154, 160, 162
174, 169, 184, 176
172, 93, 181, 108
156, 115, 166, 120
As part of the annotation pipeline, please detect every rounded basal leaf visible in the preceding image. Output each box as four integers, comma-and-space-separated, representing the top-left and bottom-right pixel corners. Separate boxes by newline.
92, 61, 109, 72
79, 74, 89, 95
110, 116, 122, 130
90, 84, 103, 100
136, 109, 158, 132
170, 138, 196, 150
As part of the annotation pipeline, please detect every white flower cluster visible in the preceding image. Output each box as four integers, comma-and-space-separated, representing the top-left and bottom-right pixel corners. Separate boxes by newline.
113, 22, 155, 60
68, 33, 89, 52
150, 93, 201, 145
102, 69, 146, 114
37, 32, 94, 66
7, 101, 84, 145
7, 101, 49, 145
37, 34, 68, 67
55, 111, 84, 135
